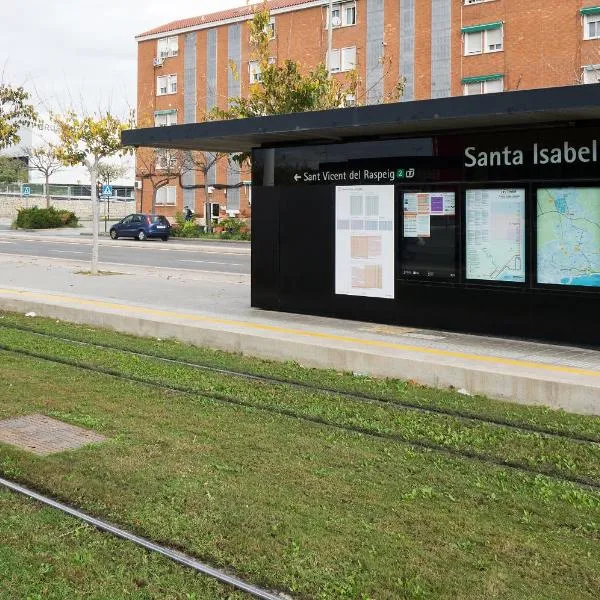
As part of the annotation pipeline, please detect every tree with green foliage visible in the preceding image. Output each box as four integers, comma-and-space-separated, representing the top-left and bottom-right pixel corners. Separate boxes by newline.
0, 155, 27, 184
0, 83, 37, 150
52, 111, 132, 274
213, 7, 355, 122
23, 144, 62, 207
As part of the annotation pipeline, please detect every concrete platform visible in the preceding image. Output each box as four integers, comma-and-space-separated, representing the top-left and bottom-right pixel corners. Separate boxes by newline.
0, 256, 598, 415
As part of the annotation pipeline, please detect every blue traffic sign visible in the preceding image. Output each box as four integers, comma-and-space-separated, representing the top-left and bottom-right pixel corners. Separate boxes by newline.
22, 186, 31, 197
101, 184, 113, 197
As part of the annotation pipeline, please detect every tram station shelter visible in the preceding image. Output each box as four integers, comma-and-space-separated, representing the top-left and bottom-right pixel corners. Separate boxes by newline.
123, 85, 600, 347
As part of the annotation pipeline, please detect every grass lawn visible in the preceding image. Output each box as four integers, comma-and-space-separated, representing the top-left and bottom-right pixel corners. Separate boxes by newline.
0, 313, 599, 599
0, 489, 246, 599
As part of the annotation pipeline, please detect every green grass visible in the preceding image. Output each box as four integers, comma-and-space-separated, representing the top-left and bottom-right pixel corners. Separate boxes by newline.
0, 313, 599, 598
0, 490, 246, 599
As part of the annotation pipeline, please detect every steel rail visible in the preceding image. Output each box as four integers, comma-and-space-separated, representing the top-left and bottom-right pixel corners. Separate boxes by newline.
1, 343, 600, 491
0, 321, 597, 445
0, 476, 289, 600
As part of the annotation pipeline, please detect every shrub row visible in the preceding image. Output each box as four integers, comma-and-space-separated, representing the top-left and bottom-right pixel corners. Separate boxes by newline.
14, 206, 78, 229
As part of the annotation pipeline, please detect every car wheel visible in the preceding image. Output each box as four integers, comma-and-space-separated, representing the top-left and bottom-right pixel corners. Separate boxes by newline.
137, 230, 147, 241
161, 236, 169, 242
110, 230, 118, 240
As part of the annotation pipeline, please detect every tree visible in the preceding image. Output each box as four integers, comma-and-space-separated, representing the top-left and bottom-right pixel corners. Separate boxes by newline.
98, 161, 127, 185
23, 145, 62, 207
178, 151, 227, 233
213, 8, 356, 123
135, 147, 184, 214
0, 155, 27, 184
0, 83, 37, 149
52, 111, 132, 274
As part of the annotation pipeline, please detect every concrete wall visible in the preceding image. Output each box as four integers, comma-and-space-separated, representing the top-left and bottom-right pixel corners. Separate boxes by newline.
0, 196, 136, 220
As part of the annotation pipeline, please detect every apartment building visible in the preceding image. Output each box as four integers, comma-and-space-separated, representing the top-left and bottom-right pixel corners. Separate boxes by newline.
135, 0, 600, 218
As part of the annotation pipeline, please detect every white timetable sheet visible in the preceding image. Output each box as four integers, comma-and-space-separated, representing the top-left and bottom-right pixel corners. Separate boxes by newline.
335, 185, 395, 298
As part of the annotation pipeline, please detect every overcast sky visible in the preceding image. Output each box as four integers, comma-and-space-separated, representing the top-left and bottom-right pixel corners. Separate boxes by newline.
1, 0, 248, 118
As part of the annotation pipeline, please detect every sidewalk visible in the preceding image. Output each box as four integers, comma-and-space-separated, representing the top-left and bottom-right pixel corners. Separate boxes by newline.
0, 220, 250, 254
0, 254, 598, 415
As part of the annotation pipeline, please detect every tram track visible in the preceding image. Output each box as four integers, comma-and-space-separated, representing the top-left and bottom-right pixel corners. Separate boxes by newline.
0, 476, 289, 600
0, 321, 598, 445
1, 338, 600, 491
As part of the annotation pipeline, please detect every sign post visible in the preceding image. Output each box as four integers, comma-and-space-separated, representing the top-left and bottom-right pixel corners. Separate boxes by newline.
100, 184, 113, 233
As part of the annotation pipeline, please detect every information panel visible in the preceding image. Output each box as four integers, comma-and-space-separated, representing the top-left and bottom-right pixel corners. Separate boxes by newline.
401, 191, 457, 280
466, 188, 526, 282
537, 187, 600, 287
335, 185, 395, 298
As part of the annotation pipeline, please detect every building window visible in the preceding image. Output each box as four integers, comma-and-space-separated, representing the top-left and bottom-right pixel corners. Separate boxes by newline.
463, 76, 504, 95
327, 47, 356, 73
266, 17, 275, 39
155, 185, 176, 205
584, 13, 600, 40
583, 65, 600, 84
155, 150, 178, 171
249, 58, 275, 83
341, 46, 357, 71
464, 0, 496, 5
157, 74, 177, 96
154, 110, 177, 127
157, 36, 178, 59
463, 24, 503, 55
326, 2, 356, 28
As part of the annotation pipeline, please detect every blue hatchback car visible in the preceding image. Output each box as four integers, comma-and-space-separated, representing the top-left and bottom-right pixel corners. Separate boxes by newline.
110, 214, 171, 241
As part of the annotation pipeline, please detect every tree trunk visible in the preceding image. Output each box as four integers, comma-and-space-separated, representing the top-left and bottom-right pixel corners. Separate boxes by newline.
45, 173, 50, 208
89, 163, 99, 275
152, 187, 158, 214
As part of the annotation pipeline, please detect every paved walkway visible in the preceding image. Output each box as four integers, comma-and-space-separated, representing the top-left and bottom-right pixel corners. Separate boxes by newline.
0, 253, 598, 414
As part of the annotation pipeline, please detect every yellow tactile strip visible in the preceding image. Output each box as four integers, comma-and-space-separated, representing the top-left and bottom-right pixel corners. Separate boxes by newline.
0, 288, 598, 379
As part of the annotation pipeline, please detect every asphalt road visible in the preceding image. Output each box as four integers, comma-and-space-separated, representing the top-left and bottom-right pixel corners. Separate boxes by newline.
0, 237, 251, 275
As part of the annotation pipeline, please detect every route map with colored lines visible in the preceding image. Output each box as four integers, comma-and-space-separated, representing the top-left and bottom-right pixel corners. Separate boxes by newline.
537, 188, 600, 287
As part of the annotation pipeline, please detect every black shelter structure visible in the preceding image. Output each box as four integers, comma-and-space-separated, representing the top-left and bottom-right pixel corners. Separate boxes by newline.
123, 85, 600, 347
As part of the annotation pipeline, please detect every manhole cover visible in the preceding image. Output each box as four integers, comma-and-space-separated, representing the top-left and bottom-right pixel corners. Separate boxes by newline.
0, 414, 106, 455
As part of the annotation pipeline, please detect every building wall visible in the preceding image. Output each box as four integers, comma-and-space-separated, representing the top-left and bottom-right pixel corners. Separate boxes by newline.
136, 0, 600, 215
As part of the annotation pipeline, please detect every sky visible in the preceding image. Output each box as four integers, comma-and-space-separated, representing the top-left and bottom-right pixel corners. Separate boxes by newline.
0, 0, 249, 118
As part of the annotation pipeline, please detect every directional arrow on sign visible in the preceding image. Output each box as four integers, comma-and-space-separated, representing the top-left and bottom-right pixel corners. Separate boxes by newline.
294, 174, 301, 182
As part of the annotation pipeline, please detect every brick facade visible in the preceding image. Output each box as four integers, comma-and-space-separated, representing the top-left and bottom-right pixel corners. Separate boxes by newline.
136, 0, 600, 217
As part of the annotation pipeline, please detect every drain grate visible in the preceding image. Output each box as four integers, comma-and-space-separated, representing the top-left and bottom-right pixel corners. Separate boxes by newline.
0, 414, 105, 455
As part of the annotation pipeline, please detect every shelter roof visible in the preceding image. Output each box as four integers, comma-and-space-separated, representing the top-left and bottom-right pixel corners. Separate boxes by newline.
122, 85, 600, 153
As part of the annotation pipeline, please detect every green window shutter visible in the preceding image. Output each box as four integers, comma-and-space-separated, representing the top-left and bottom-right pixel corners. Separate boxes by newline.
462, 74, 504, 84
461, 21, 503, 34
581, 6, 600, 16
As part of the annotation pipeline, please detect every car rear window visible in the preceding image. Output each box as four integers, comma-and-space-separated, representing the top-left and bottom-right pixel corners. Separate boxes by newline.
149, 216, 169, 225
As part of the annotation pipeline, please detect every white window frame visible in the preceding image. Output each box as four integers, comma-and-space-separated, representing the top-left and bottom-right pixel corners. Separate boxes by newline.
584, 13, 600, 40
156, 74, 177, 96
248, 57, 276, 83
155, 185, 176, 205
464, 0, 496, 5
328, 46, 356, 73
341, 46, 357, 71
265, 17, 276, 39
583, 65, 600, 84
155, 150, 177, 171
157, 36, 178, 59
464, 26, 503, 56
154, 110, 177, 127
326, 1, 356, 28
463, 77, 504, 95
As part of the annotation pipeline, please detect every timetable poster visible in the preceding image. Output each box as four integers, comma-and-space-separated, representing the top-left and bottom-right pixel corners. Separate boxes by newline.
401, 191, 457, 280
466, 188, 526, 282
335, 185, 395, 298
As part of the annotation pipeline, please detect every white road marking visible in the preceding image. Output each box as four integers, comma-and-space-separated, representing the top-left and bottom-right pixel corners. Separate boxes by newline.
49, 250, 86, 254
179, 259, 242, 266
